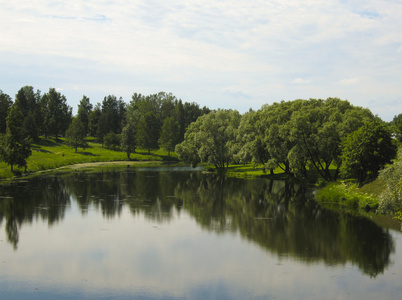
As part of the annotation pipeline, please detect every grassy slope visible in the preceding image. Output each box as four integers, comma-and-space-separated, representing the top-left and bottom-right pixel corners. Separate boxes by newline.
0, 137, 177, 179
227, 162, 392, 213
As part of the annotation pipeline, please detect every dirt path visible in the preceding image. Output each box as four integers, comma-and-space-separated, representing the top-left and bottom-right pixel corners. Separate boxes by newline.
57, 161, 162, 170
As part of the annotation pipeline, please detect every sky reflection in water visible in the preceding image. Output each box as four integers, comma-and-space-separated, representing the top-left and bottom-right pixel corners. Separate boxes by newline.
0, 170, 401, 299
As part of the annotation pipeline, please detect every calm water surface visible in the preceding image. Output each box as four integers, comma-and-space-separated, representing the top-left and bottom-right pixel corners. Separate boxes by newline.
0, 169, 401, 299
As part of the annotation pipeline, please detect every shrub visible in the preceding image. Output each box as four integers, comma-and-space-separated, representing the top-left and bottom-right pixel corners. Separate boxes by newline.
104, 132, 121, 151
377, 150, 402, 214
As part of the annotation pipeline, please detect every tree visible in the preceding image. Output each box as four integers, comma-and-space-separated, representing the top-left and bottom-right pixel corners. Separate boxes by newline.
0, 101, 32, 172
0, 90, 12, 134
136, 112, 160, 153
65, 118, 88, 152
176, 110, 241, 172
390, 113, 402, 142
96, 113, 109, 144
104, 132, 121, 151
259, 100, 300, 175
289, 98, 375, 181
88, 103, 101, 137
77, 95, 93, 136
121, 122, 136, 159
377, 150, 402, 214
235, 109, 272, 172
40, 88, 72, 138
96, 95, 126, 142
13, 86, 42, 141
340, 121, 397, 185
160, 116, 179, 156
241, 98, 375, 181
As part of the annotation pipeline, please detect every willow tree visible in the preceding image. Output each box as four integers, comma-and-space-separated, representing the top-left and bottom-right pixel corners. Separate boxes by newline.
235, 98, 375, 181
340, 121, 397, 185
176, 109, 241, 172
235, 109, 272, 173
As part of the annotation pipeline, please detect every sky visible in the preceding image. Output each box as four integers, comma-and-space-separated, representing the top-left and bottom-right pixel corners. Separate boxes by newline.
1, 0, 402, 121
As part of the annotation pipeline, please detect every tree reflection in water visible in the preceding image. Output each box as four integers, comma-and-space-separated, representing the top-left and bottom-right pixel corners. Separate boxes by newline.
0, 169, 394, 277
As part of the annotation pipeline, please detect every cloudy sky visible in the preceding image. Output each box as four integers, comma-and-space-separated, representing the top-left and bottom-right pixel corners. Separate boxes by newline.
1, 0, 401, 120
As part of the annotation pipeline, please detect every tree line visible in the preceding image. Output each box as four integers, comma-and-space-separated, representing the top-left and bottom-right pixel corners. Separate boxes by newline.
176, 98, 399, 185
0, 86, 210, 169
1, 87, 401, 186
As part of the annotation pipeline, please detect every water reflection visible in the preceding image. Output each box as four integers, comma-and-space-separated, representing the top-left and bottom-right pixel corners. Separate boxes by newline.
0, 170, 395, 278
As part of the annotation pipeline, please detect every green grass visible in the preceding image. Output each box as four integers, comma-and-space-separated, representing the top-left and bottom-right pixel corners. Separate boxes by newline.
315, 181, 380, 212
225, 164, 287, 179
0, 137, 178, 179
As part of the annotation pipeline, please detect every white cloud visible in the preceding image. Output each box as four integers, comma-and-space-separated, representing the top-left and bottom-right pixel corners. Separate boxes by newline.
0, 0, 402, 120
292, 78, 312, 84
339, 78, 359, 85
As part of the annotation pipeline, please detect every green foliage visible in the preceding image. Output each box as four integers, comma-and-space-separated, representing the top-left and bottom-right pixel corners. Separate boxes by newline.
160, 116, 179, 156
88, 103, 101, 137
235, 110, 271, 170
128, 92, 210, 146
0, 90, 13, 134
0, 137, 175, 179
235, 98, 374, 182
315, 182, 379, 211
390, 113, 402, 142
40, 88, 72, 138
15, 86, 42, 141
136, 112, 160, 153
377, 149, 402, 214
394, 211, 402, 222
104, 132, 121, 151
120, 122, 136, 159
176, 109, 240, 171
340, 121, 397, 185
65, 118, 88, 152
77, 95, 93, 136
0, 102, 32, 171
95, 95, 126, 142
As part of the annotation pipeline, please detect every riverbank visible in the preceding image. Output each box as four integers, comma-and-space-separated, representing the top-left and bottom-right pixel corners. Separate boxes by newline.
2, 137, 400, 229
0, 137, 178, 180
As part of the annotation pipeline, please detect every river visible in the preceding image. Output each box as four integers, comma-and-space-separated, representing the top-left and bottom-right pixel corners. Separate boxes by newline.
0, 168, 401, 299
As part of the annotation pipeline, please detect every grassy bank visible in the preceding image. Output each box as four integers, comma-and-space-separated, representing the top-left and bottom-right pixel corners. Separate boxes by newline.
315, 181, 381, 212
225, 164, 287, 179
0, 137, 178, 179
226, 162, 402, 228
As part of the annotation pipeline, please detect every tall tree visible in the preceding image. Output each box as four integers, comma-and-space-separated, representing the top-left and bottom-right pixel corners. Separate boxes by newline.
289, 98, 375, 181
235, 109, 272, 173
15, 86, 42, 141
340, 121, 397, 185
390, 113, 402, 142
160, 116, 179, 156
88, 103, 101, 137
240, 98, 375, 181
77, 95, 93, 136
176, 110, 240, 172
65, 118, 88, 152
174, 99, 186, 142
0, 100, 32, 171
97, 95, 126, 140
40, 88, 72, 138
136, 111, 160, 153
121, 122, 136, 159
0, 90, 13, 134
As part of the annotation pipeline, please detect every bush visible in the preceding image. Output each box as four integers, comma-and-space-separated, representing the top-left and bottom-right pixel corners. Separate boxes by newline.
316, 181, 379, 211
377, 150, 402, 214
104, 132, 121, 151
